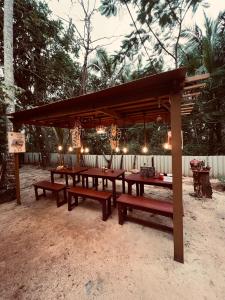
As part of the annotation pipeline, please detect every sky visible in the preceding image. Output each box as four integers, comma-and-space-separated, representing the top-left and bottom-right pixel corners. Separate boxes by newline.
45, 0, 225, 65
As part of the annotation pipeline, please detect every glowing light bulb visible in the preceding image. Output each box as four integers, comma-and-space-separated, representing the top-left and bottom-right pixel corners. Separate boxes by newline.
84, 147, 89, 153
122, 147, 128, 154
68, 146, 73, 152
80, 147, 84, 153
163, 143, 171, 150
142, 146, 148, 153
58, 145, 63, 151
115, 146, 120, 153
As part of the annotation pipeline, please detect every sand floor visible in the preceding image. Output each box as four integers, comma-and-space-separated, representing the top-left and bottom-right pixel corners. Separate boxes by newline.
0, 165, 225, 300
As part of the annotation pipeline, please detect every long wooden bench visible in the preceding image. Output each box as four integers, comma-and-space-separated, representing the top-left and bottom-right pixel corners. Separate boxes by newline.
33, 181, 67, 207
68, 187, 112, 221
117, 194, 173, 233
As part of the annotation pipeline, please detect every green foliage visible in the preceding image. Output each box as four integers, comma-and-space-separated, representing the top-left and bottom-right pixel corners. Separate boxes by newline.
181, 11, 225, 155
0, 0, 81, 108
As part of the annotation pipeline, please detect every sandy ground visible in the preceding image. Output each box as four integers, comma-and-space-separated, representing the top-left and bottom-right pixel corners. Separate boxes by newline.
0, 165, 225, 300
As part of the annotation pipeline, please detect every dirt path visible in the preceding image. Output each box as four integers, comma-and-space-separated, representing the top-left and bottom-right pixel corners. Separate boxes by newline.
0, 166, 225, 300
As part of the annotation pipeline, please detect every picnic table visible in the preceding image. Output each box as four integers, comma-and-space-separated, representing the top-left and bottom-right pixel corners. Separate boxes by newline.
50, 167, 88, 186
80, 168, 125, 206
125, 173, 173, 196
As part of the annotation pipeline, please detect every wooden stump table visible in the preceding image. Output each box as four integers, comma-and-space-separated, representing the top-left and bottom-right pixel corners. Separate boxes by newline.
192, 170, 212, 198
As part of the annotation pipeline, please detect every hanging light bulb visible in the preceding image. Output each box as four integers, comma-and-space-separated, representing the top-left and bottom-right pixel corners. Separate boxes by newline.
84, 147, 89, 153
80, 147, 84, 153
142, 146, 148, 153
115, 146, 120, 153
58, 145, 63, 151
142, 113, 148, 154
68, 146, 73, 152
122, 147, 128, 154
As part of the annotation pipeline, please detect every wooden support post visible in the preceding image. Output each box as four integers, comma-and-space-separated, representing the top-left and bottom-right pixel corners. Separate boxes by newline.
170, 93, 184, 263
14, 153, 21, 205
76, 148, 80, 167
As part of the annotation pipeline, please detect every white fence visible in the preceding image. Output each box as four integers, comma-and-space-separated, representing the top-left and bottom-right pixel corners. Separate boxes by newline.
23, 153, 225, 178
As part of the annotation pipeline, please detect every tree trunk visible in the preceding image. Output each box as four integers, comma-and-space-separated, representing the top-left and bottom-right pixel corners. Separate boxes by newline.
3, 0, 16, 199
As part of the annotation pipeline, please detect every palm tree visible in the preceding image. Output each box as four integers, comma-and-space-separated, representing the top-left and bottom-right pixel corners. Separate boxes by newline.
180, 11, 225, 75
89, 48, 126, 87
181, 11, 225, 154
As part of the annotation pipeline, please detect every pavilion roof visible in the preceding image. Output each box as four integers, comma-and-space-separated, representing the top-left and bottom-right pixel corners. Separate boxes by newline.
9, 67, 208, 129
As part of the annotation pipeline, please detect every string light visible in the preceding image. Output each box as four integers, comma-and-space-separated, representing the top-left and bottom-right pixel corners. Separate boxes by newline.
68, 146, 73, 152
142, 146, 148, 153
163, 143, 171, 150
58, 145, 63, 151
141, 113, 149, 153
122, 147, 128, 154
115, 146, 120, 153
80, 147, 84, 153
84, 147, 89, 153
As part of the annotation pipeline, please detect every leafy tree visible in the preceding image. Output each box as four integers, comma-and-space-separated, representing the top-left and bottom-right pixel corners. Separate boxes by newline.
99, 0, 208, 68
181, 11, 225, 154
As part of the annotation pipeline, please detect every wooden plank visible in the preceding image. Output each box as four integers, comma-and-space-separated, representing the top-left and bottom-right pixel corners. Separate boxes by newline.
183, 83, 206, 90
185, 73, 210, 82
182, 92, 201, 98
170, 93, 184, 263
181, 103, 194, 106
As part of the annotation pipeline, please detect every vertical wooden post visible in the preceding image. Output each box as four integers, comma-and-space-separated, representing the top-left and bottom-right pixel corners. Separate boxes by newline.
76, 148, 80, 167
170, 93, 184, 263
14, 153, 21, 205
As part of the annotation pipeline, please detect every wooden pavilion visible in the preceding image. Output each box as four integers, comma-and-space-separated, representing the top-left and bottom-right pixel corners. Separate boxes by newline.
9, 67, 209, 263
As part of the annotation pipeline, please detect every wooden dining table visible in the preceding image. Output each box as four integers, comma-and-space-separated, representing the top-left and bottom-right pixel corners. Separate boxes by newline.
50, 167, 88, 186
80, 168, 126, 206
125, 173, 173, 196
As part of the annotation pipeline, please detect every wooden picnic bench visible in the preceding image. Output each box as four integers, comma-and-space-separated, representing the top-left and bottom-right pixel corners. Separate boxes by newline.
33, 181, 67, 207
117, 194, 173, 233
68, 186, 112, 221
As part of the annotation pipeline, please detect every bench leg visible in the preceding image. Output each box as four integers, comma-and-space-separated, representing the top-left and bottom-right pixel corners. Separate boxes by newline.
55, 191, 60, 207
68, 193, 72, 211
43, 189, 46, 197
35, 187, 39, 200
118, 203, 124, 225
102, 200, 107, 221
123, 206, 127, 217
68, 194, 78, 211
107, 197, 111, 216
64, 188, 67, 202
75, 195, 78, 206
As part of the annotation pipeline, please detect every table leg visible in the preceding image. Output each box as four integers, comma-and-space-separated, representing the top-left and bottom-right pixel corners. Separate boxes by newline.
82, 176, 85, 187
51, 172, 54, 183
136, 183, 139, 196
86, 176, 89, 188
72, 175, 76, 187
140, 183, 144, 196
95, 177, 99, 190
65, 174, 69, 186
128, 182, 132, 195
112, 180, 116, 207
122, 173, 125, 193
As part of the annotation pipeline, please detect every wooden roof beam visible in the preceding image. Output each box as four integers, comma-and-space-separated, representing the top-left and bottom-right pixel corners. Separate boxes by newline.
184, 83, 206, 90
185, 73, 210, 83
97, 108, 121, 119
182, 92, 201, 98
